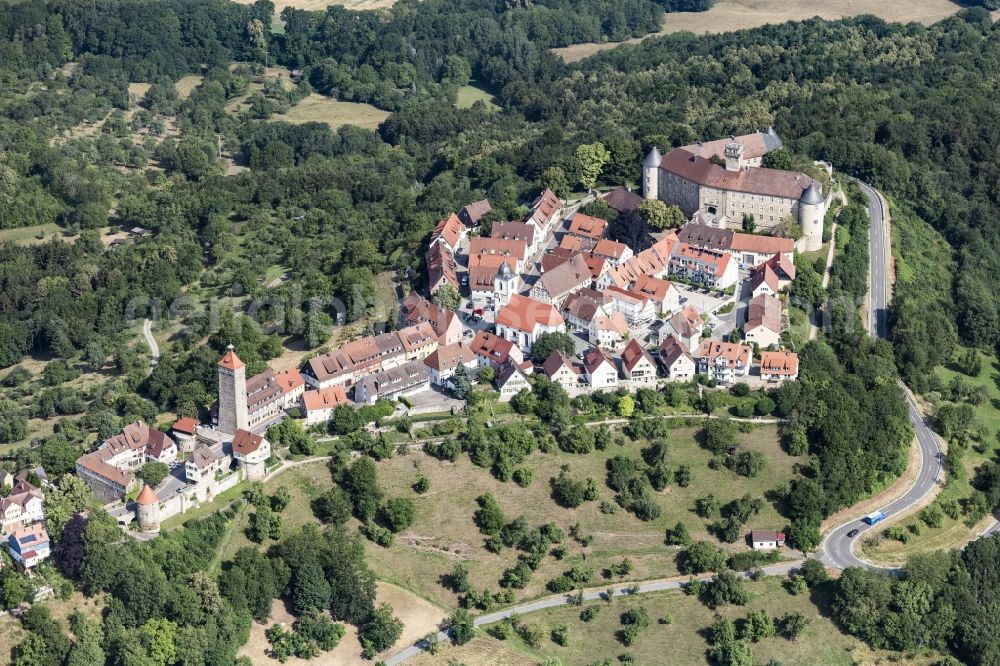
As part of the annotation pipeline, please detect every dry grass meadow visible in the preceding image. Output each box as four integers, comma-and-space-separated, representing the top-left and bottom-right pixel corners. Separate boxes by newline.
366, 424, 799, 608
552, 0, 961, 62
272, 93, 390, 130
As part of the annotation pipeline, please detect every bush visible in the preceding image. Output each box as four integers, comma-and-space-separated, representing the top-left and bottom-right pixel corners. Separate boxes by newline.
379, 497, 415, 533
551, 623, 570, 646
517, 623, 544, 648
413, 476, 430, 494
513, 467, 534, 487
580, 605, 601, 622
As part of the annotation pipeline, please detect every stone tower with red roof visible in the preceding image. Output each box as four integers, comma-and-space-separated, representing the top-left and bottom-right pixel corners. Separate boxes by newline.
217, 345, 248, 436
136, 484, 160, 532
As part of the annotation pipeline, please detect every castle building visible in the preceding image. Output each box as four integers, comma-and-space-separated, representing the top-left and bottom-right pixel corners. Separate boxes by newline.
643, 129, 828, 252
75, 422, 178, 501
217, 346, 248, 435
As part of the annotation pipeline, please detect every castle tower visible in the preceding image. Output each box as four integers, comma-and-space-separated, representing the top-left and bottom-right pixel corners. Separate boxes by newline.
724, 138, 745, 172
493, 259, 517, 312
642, 147, 662, 200
217, 345, 248, 436
136, 484, 160, 532
798, 182, 826, 252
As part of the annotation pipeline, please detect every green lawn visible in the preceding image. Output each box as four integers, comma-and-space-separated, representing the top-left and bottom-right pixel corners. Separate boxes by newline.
0, 223, 65, 245
366, 424, 801, 608
456, 83, 500, 111
456, 577, 936, 666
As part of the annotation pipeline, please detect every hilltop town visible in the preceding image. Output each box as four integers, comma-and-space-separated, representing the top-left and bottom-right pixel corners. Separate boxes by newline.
1, 129, 824, 559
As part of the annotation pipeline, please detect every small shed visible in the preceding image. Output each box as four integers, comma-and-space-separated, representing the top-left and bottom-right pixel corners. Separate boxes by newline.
750, 529, 785, 550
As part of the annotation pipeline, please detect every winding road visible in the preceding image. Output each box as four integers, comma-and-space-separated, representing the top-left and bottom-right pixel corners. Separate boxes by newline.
819, 180, 944, 569
382, 181, 951, 663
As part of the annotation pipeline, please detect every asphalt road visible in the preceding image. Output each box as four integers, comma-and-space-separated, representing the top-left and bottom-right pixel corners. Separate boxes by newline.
818, 181, 944, 569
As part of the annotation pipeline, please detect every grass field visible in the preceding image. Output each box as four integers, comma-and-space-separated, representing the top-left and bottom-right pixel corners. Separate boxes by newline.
365, 424, 800, 608
552, 0, 960, 62
271, 93, 390, 130
416, 577, 938, 666
0, 223, 66, 245
175, 74, 203, 99
456, 84, 500, 111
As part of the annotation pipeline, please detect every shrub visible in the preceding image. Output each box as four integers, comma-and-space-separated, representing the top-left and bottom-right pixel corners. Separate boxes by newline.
551, 623, 570, 646
580, 605, 601, 622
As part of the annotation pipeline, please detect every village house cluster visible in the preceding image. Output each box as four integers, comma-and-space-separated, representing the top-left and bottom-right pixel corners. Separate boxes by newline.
42, 129, 814, 548
1, 469, 50, 571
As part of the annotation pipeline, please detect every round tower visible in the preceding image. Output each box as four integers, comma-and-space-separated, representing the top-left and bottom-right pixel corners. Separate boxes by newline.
136, 484, 160, 533
493, 260, 517, 312
642, 147, 662, 200
798, 183, 825, 252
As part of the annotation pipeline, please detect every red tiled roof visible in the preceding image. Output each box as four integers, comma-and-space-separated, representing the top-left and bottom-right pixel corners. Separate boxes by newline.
426, 243, 459, 293
218, 349, 244, 371
431, 213, 467, 249
759, 350, 798, 376
730, 232, 794, 255
567, 214, 608, 241
661, 149, 819, 200
537, 254, 592, 301
471, 330, 518, 366
424, 342, 475, 372
620, 339, 656, 372
496, 295, 564, 333
541, 351, 577, 378
172, 417, 198, 435
137, 484, 158, 505
274, 369, 305, 395
592, 239, 629, 260
746, 293, 782, 333
697, 340, 751, 369
232, 429, 264, 455
302, 386, 349, 411
631, 275, 674, 304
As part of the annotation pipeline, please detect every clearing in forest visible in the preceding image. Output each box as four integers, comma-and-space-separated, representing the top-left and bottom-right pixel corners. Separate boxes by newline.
271, 93, 390, 130
230, 0, 396, 12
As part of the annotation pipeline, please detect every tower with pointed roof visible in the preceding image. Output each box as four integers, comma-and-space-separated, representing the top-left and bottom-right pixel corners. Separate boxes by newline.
493, 259, 518, 313
217, 345, 248, 436
136, 483, 160, 532
799, 182, 825, 252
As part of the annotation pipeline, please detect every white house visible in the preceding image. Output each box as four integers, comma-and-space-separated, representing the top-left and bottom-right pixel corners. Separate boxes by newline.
604, 287, 656, 328
301, 386, 350, 426
496, 362, 531, 401
424, 342, 478, 388
581, 347, 619, 390
743, 294, 782, 348
541, 351, 581, 392
759, 350, 799, 382
658, 336, 696, 381
589, 312, 630, 352
750, 529, 785, 550
1, 478, 45, 535
620, 339, 659, 387
696, 340, 752, 384
662, 305, 703, 351
630, 275, 680, 315
232, 429, 272, 481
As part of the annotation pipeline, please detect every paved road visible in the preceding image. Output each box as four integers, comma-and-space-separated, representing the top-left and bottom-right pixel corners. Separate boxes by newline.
143, 318, 160, 366
818, 181, 944, 569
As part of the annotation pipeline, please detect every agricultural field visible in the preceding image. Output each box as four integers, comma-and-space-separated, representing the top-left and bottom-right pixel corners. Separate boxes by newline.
230, 0, 396, 12
415, 577, 939, 666
552, 0, 960, 62
364, 423, 800, 608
